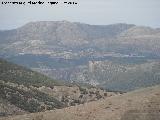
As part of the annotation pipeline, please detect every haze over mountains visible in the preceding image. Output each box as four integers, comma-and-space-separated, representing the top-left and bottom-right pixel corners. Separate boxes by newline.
0, 21, 160, 56
0, 21, 160, 119
0, 21, 134, 54
0, 21, 160, 92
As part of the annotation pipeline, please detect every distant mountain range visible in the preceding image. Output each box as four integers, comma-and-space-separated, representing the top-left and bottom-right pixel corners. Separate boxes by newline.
0, 21, 133, 48
0, 21, 160, 56
0, 21, 160, 92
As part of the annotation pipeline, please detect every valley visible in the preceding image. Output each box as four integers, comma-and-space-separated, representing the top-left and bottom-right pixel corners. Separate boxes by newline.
0, 21, 160, 120
0, 21, 160, 91
0, 59, 117, 117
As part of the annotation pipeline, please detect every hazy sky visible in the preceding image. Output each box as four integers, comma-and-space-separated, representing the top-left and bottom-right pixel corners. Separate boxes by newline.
0, 0, 160, 30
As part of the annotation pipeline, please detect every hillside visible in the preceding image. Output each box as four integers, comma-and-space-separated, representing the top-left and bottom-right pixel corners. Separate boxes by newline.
97, 61, 160, 91
1, 85, 159, 120
0, 59, 115, 117
0, 58, 66, 116
0, 58, 62, 87
68, 60, 160, 91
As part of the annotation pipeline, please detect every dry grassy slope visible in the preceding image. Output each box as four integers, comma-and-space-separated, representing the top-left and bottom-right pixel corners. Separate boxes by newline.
1, 85, 160, 120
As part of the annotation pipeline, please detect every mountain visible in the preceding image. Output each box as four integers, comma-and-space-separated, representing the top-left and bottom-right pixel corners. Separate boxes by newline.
112, 26, 160, 56
1, 21, 160, 57
0, 21, 135, 60
1, 85, 159, 120
0, 21, 160, 56
0, 21, 134, 49
0, 21, 160, 92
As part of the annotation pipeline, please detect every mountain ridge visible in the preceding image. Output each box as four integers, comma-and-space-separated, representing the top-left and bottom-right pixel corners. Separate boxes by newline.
0, 21, 160, 92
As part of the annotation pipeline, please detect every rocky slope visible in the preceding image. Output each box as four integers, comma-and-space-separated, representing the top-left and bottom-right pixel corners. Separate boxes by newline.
1, 85, 159, 120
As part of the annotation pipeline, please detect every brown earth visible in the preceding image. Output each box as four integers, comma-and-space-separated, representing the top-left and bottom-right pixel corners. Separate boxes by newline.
1, 85, 160, 120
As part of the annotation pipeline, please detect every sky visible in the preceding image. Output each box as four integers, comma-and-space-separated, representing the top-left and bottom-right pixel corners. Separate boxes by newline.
0, 0, 160, 30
